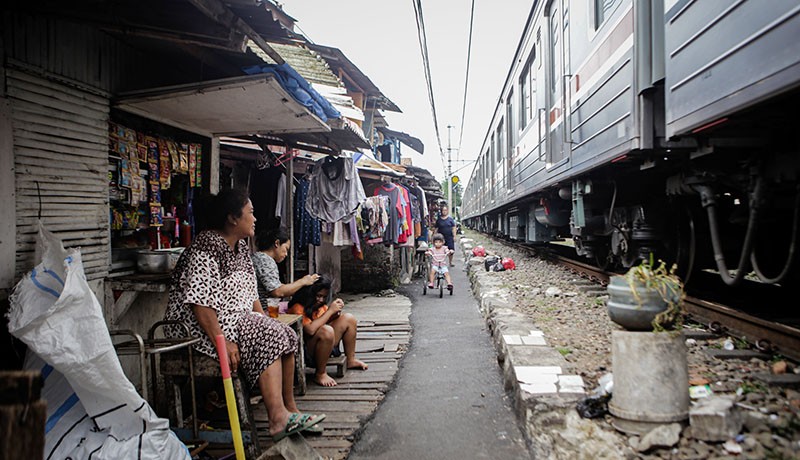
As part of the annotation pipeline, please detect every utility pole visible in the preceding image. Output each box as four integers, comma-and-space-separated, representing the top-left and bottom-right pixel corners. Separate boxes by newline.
446, 125, 454, 213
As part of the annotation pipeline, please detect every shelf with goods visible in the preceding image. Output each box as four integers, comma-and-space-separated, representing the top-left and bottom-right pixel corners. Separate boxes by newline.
107, 117, 205, 276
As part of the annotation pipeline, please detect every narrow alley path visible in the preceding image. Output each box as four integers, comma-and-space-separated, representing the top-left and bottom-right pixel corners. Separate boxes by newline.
348, 247, 532, 459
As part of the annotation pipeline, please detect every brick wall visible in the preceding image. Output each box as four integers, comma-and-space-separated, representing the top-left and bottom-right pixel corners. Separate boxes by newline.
340, 243, 401, 292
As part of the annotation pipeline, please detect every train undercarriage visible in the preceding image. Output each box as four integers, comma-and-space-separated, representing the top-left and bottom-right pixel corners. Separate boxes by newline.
469, 93, 800, 288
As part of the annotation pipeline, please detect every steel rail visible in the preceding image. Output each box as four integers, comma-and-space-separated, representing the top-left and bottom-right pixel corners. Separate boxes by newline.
479, 234, 800, 361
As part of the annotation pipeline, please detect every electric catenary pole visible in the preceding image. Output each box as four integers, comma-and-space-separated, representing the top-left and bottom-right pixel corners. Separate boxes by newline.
447, 125, 454, 212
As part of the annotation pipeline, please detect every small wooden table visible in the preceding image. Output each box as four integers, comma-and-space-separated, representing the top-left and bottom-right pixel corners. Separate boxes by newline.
276, 314, 306, 395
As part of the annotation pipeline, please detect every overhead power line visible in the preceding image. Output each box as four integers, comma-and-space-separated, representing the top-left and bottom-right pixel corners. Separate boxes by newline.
411, 0, 447, 173
456, 0, 476, 162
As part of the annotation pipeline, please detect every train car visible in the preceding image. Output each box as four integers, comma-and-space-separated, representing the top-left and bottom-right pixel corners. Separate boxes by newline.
462, 0, 800, 286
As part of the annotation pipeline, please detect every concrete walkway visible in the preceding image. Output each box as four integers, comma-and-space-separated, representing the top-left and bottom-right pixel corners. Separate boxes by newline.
349, 246, 532, 459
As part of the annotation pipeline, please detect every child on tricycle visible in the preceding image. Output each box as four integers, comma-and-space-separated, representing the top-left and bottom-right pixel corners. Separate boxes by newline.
427, 233, 454, 293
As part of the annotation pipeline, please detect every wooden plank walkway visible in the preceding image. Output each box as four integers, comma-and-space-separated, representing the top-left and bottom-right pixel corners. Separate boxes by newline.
253, 293, 412, 459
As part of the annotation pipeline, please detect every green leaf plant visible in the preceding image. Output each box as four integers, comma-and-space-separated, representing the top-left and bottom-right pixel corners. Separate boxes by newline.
625, 254, 686, 333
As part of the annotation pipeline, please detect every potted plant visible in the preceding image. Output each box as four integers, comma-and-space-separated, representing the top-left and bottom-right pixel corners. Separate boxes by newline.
607, 255, 685, 332
606, 256, 690, 434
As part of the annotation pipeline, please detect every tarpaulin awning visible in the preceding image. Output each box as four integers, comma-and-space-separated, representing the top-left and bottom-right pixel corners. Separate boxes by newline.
280, 117, 371, 152
115, 73, 330, 137
378, 127, 424, 154
242, 62, 341, 122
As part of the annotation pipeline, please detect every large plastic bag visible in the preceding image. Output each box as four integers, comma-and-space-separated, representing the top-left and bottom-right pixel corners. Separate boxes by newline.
7, 224, 190, 460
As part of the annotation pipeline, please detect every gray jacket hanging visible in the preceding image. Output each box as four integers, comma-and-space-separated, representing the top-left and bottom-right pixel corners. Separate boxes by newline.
305, 156, 366, 223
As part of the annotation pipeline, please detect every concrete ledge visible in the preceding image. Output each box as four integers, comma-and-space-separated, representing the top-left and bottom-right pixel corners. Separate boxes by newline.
465, 251, 624, 458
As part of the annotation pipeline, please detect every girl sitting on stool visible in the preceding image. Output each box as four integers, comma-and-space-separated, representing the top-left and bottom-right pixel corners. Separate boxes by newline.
289, 277, 368, 387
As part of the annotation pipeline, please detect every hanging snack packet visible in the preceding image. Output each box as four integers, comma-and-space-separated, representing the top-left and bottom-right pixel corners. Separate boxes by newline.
123, 127, 137, 143
188, 143, 197, 188
191, 143, 202, 188
150, 205, 163, 226
158, 139, 171, 189
147, 138, 159, 164
130, 175, 143, 205
119, 154, 132, 188
149, 181, 161, 205
179, 143, 189, 173
167, 141, 180, 171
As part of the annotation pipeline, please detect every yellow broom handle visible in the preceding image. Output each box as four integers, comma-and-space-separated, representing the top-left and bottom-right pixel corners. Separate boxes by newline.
215, 334, 245, 460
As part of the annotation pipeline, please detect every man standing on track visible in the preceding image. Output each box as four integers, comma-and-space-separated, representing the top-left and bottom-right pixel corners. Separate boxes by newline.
435, 205, 457, 267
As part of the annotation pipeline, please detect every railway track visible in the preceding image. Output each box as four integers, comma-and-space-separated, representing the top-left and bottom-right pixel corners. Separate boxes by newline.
480, 234, 800, 362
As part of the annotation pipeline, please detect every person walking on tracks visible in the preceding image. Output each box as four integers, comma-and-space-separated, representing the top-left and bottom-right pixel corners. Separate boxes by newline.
435, 205, 457, 267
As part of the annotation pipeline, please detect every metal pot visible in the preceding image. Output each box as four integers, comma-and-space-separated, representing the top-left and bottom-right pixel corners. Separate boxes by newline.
136, 249, 183, 274
606, 275, 680, 331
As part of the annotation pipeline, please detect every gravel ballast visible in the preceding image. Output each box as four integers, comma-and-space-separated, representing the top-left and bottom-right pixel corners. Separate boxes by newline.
462, 230, 800, 460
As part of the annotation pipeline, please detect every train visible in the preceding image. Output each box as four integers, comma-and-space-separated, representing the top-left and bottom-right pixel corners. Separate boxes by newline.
461, 0, 800, 286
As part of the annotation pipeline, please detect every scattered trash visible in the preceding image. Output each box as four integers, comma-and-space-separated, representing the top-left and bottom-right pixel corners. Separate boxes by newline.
576, 394, 611, 419
7, 224, 190, 460
545, 286, 562, 297
686, 338, 697, 347
484, 255, 500, 271
723, 339, 735, 350
577, 373, 613, 418
472, 246, 486, 257
772, 360, 788, 375
723, 439, 743, 454
501, 257, 516, 270
690, 384, 713, 399
596, 373, 614, 396
688, 377, 710, 386
491, 261, 506, 272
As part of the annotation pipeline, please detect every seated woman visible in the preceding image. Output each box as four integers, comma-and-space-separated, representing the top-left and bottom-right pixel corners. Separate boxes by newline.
251, 228, 320, 310
164, 189, 323, 441
288, 278, 368, 387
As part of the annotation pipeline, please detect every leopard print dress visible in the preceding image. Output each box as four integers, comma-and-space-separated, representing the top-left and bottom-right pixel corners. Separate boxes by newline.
164, 230, 298, 390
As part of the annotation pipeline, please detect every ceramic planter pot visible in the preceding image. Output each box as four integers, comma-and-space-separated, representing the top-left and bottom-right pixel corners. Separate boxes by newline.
606, 275, 681, 331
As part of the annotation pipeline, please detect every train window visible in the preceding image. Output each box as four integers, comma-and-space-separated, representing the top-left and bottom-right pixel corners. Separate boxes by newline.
519, 49, 535, 130
506, 89, 515, 145
506, 92, 515, 156
496, 121, 504, 165
594, 0, 620, 29
550, 9, 559, 93
490, 134, 496, 167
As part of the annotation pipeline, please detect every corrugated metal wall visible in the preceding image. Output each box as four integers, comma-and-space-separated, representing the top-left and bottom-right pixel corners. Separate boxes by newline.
8, 69, 110, 280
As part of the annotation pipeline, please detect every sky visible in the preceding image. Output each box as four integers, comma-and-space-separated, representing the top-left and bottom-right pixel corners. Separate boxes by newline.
281, 0, 533, 184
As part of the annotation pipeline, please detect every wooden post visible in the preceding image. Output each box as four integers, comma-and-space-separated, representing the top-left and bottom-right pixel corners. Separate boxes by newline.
0, 371, 46, 460
0, 99, 15, 291
287, 151, 294, 282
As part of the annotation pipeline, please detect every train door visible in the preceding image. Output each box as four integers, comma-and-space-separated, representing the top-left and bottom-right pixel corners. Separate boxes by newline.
545, 0, 571, 168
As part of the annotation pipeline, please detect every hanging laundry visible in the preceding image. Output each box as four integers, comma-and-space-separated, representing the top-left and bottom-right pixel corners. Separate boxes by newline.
295, 177, 321, 250
332, 221, 353, 246
250, 164, 283, 231
361, 196, 388, 245
374, 182, 403, 245
275, 173, 287, 221
306, 156, 366, 223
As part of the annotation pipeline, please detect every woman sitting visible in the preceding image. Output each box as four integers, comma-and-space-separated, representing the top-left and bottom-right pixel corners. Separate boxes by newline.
164, 189, 322, 441
289, 278, 368, 387
251, 228, 320, 310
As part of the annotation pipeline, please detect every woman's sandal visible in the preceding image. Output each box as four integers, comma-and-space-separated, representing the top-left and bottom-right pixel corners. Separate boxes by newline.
272, 413, 326, 442
303, 423, 324, 435
296, 413, 325, 434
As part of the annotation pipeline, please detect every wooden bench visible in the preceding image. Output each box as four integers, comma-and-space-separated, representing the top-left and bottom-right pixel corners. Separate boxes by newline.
305, 351, 347, 379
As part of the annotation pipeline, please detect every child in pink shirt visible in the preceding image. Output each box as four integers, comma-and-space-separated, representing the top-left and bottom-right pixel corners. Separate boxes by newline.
427, 233, 454, 291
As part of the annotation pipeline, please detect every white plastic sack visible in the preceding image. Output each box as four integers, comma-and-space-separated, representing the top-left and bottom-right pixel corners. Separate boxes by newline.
7, 224, 190, 460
